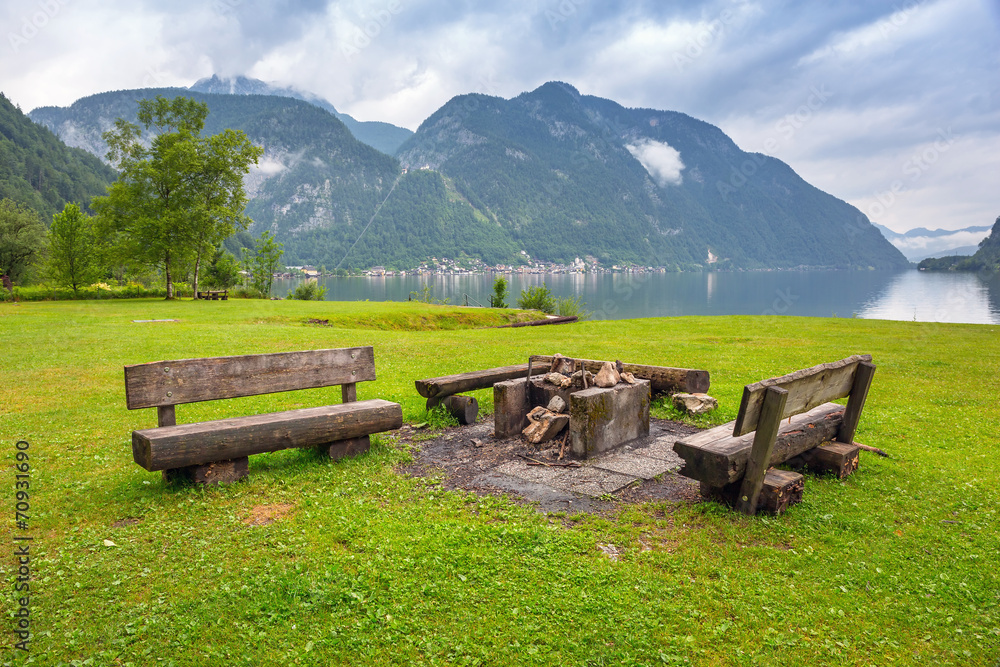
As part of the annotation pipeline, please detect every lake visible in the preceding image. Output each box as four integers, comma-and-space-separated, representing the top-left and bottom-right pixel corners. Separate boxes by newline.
272, 270, 1000, 325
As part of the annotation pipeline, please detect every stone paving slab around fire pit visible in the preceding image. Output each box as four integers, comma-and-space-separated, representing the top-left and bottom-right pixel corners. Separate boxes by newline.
394, 417, 702, 513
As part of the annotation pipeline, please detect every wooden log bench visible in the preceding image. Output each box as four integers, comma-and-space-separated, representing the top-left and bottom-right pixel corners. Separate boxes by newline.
673, 354, 875, 515
414, 364, 531, 423
125, 346, 402, 484
196, 290, 228, 300
416, 357, 710, 426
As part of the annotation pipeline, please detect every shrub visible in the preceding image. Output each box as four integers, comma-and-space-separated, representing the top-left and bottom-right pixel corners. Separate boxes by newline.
289, 279, 327, 301
490, 276, 508, 308
555, 294, 590, 319
517, 283, 556, 314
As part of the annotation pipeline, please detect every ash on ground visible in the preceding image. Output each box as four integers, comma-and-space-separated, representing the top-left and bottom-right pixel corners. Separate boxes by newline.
393, 417, 703, 515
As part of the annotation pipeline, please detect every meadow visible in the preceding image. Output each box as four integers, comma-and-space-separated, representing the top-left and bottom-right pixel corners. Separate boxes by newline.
1, 297, 997, 666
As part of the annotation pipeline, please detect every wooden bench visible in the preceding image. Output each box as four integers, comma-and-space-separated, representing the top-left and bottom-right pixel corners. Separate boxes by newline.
196, 290, 228, 300
125, 346, 402, 484
673, 355, 875, 515
416, 357, 710, 425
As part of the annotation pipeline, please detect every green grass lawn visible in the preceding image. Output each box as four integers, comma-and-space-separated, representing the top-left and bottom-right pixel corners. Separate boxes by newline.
2, 298, 998, 666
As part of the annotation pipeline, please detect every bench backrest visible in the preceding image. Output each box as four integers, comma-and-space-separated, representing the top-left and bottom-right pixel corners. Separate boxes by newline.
125, 346, 375, 410
733, 354, 873, 437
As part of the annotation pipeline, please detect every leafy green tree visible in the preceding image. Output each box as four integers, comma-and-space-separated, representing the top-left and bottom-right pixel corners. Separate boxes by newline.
92, 96, 262, 299
244, 230, 283, 297
0, 198, 46, 286
202, 246, 242, 289
490, 275, 508, 308
47, 203, 99, 292
517, 283, 556, 314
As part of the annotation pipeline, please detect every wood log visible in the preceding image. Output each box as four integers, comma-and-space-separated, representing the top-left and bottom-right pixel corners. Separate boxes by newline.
125, 347, 376, 409
530, 356, 709, 394
736, 386, 788, 515
733, 355, 871, 436
701, 468, 804, 515
443, 395, 479, 425
162, 457, 249, 485
321, 436, 370, 461
132, 399, 402, 471
786, 441, 860, 478
414, 364, 530, 398
674, 402, 844, 487
496, 316, 578, 328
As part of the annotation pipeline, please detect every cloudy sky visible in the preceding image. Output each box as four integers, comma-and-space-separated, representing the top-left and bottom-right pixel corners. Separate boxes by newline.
3, 0, 998, 233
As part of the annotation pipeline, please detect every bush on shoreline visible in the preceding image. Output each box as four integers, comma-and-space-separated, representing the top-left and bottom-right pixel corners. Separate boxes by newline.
2, 282, 194, 301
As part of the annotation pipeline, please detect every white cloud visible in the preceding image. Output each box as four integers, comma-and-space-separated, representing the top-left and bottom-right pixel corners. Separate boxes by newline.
253, 157, 287, 176
2, 0, 997, 234
625, 139, 685, 187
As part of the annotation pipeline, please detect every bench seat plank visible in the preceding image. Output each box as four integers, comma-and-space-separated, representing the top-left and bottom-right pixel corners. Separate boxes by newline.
674, 402, 844, 487
415, 364, 530, 398
125, 347, 376, 409
132, 399, 402, 471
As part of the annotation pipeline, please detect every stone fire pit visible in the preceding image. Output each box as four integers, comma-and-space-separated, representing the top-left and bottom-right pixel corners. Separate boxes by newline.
494, 355, 651, 458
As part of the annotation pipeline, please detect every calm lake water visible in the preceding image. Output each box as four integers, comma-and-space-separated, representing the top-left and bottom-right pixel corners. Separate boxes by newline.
273, 270, 1000, 325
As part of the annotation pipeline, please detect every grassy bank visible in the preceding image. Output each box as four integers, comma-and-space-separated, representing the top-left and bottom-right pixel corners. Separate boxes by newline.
1, 298, 997, 665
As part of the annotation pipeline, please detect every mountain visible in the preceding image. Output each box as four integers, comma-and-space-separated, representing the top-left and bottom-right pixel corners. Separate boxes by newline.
29, 81, 910, 271
0, 92, 116, 221
28, 88, 516, 269
397, 81, 909, 270
874, 222, 992, 261
188, 75, 412, 155
919, 217, 1000, 271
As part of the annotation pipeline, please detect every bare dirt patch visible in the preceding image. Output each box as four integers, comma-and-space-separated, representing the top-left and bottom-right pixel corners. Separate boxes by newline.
394, 416, 703, 514
243, 502, 295, 526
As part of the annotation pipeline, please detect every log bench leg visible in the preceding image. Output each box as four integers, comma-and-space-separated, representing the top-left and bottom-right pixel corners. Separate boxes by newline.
443, 395, 478, 425
163, 457, 249, 485
320, 436, 370, 461
786, 441, 860, 479
701, 469, 804, 515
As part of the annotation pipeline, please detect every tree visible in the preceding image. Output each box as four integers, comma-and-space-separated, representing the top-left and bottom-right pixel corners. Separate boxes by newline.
92, 96, 263, 299
244, 230, 283, 297
202, 246, 242, 290
517, 283, 556, 313
0, 198, 46, 287
47, 203, 99, 292
490, 275, 508, 307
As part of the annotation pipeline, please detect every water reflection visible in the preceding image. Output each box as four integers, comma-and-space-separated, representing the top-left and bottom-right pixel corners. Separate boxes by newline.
272, 270, 999, 324
859, 271, 1000, 324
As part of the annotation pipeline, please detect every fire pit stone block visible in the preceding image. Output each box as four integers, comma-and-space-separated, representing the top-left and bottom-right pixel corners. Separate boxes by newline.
494, 377, 531, 438
569, 379, 651, 458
